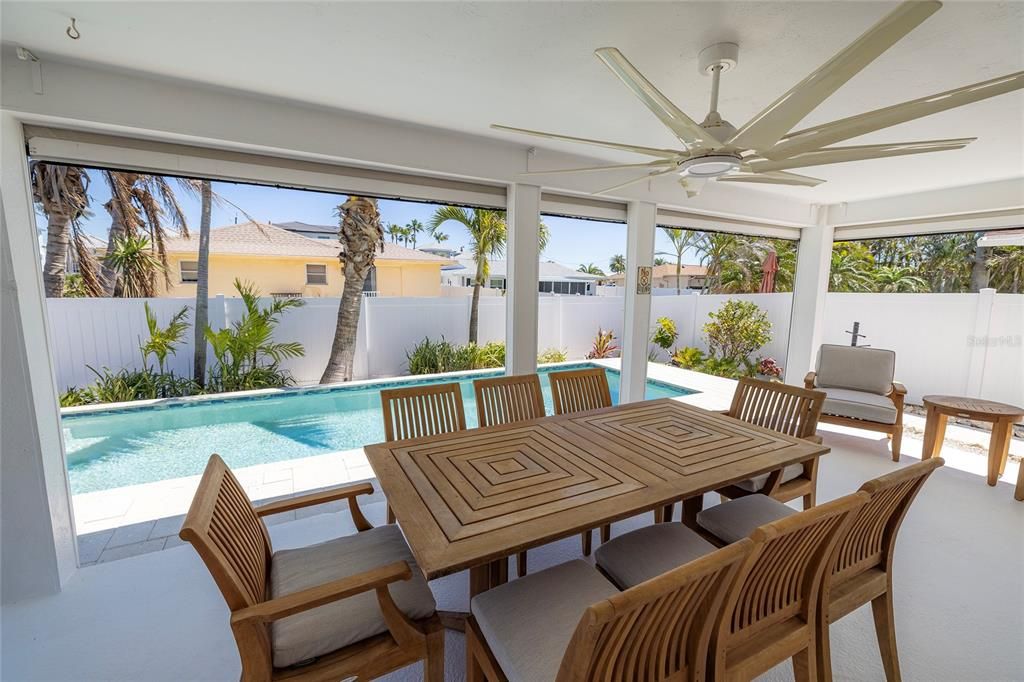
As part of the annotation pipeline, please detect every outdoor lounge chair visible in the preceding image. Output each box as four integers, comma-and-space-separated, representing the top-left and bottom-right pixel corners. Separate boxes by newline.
180, 454, 444, 682
806, 344, 907, 461
696, 458, 944, 681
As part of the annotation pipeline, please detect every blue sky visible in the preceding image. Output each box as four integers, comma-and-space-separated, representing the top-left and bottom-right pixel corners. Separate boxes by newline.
70, 169, 698, 273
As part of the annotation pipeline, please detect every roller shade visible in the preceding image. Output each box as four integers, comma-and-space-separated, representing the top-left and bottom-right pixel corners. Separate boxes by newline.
656, 208, 801, 240
24, 125, 507, 208
540, 191, 627, 222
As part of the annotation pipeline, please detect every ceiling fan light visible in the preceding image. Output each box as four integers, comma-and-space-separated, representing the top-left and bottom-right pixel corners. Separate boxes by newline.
678, 155, 742, 178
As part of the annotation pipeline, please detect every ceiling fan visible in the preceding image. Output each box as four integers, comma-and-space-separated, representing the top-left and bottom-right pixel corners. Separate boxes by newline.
493, 0, 1024, 198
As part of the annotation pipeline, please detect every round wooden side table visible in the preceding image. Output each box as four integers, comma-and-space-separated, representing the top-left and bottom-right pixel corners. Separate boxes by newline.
921, 395, 1024, 501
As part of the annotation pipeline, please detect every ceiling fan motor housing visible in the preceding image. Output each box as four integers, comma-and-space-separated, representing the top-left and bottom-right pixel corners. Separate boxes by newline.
678, 154, 742, 178
698, 42, 739, 74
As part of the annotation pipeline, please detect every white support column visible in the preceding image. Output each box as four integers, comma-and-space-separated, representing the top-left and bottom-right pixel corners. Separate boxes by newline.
505, 183, 540, 376
1, 112, 78, 603
620, 201, 656, 403
785, 204, 835, 385
965, 288, 997, 397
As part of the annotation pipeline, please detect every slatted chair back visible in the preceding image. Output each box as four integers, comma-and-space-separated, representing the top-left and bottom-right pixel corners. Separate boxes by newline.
728, 377, 826, 440
557, 540, 753, 682
718, 492, 867, 647
549, 367, 612, 415
180, 454, 272, 611
833, 458, 943, 581
380, 382, 467, 442
474, 374, 546, 427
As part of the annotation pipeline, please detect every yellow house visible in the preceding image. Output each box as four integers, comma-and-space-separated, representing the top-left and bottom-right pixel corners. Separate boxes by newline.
153, 222, 452, 298
607, 263, 708, 291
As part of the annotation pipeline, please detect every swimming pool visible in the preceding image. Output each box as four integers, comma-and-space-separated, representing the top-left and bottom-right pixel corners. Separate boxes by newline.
61, 363, 694, 494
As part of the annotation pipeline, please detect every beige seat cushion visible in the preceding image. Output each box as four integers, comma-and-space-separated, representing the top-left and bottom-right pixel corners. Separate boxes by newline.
594, 522, 717, 589
821, 388, 898, 425
697, 494, 796, 544
472, 559, 617, 682
815, 344, 895, 395
270, 524, 436, 668
733, 462, 806, 492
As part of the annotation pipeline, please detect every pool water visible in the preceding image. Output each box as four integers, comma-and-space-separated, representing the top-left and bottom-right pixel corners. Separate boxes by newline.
62, 363, 693, 494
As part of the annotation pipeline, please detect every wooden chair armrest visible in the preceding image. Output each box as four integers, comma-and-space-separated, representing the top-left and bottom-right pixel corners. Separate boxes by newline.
255, 481, 375, 531
230, 560, 411, 626
890, 381, 907, 396
803, 434, 824, 445
804, 371, 817, 389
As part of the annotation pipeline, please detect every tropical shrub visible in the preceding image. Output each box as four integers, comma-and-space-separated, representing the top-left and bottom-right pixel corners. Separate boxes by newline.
476, 341, 506, 369
80, 366, 198, 403
670, 346, 706, 370
406, 337, 476, 374
650, 316, 678, 352
204, 279, 305, 391
703, 300, 772, 366
586, 328, 620, 359
538, 348, 568, 364
59, 386, 94, 407
140, 302, 190, 373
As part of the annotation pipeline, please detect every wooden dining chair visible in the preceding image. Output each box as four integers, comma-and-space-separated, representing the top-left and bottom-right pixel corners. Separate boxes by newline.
380, 382, 467, 523
715, 377, 827, 509
697, 459, 943, 681
467, 540, 753, 682
180, 454, 444, 682
548, 367, 613, 555
711, 492, 867, 682
473, 374, 546, 577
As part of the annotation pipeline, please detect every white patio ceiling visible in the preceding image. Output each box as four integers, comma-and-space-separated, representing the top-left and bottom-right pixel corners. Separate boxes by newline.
2, 1, 1022, 205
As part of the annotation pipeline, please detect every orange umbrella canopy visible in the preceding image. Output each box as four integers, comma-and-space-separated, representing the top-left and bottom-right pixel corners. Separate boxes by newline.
759, 250, 779, 293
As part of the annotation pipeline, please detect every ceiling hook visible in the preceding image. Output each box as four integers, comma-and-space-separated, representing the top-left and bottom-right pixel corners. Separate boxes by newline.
66, 18, 81, 40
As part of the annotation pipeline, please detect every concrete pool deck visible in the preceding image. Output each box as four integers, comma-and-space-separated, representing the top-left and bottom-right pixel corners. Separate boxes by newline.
71, 361, 1021, 565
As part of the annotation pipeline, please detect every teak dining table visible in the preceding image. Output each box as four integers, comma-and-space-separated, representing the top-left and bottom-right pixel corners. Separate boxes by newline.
364, 397, 829, 612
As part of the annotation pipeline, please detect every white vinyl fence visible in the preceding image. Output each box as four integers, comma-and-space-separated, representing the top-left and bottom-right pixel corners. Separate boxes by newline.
47, 291, 1023, 406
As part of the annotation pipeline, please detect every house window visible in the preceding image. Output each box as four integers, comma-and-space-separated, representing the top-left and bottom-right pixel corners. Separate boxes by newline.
306, 263, 328, 285
179, 260, 198, 283
539, 281, 553, 293
363, 266, 377, 293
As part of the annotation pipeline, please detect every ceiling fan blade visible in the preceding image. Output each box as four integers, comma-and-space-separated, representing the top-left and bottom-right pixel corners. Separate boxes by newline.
680, 176, 707, 198
491, 124, 683, 159
718, 170, 826, 187
728, 0, 941, 152
520, 160, 678, 175
595, 166, 681, 195
765, 71, 1024, 159
594, 47, 722, 150
748, 137, 975, 172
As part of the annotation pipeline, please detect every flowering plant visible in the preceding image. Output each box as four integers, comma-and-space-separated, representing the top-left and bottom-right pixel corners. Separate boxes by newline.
757, 357, 783, 380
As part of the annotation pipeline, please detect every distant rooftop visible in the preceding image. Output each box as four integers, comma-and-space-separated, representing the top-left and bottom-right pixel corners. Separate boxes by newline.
447, 257, 604, 281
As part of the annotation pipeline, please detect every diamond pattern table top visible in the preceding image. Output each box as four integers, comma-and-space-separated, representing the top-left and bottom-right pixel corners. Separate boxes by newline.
364, 398, 829, 579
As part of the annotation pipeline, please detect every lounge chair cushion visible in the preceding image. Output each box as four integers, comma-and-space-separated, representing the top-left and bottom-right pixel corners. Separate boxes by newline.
471, 559, 617, 682
270, 524, 436, 668
594, 522, 717, 589
697, 494, 796, 544
821, 388, 898, 425
815, 345, 895, 395
733, 463, 806, 492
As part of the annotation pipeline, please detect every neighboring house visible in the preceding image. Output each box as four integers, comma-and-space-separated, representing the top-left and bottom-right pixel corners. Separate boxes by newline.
441, 258, 603, 295
418, 242, 463, 258
606, 263, 708, 291
274, 220, 339, 241
90, 222, 453, 298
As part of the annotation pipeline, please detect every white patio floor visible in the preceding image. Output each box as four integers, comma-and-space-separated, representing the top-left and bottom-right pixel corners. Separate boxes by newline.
4, 426, 1022, 681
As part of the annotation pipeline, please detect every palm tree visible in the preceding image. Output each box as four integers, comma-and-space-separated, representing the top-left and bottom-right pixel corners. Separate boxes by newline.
385, 223, 405, 243
696, 233, 766, 294
657, 228, 699, 294
609, 254, 625, 274
577, 263, 605, 276
969, 231, 989, 292
430, 207, 549, 344
873, 265, 928, 293
406, 219, 424, 249
653, 257, 668, 266
828, 243, 875, 292
321, 197, 385, 383
29, 162, 103, 297
105, 233, 164, 297
99, 172, 198, 295
987, 246, 1024, 293
193, 180, 213, 386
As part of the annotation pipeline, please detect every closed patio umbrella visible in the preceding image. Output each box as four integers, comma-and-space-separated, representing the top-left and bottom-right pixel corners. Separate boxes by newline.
759, 250, 778, 293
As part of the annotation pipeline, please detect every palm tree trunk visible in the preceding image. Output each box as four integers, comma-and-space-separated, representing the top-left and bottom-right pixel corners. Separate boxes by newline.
970, 237, 989, 292
193, 181, 212, 386
469, 282, 481, 344
675, 254, 682, 295
101, 200, 127, 296
42, 212, 72, 297
321, 281, 363, 383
